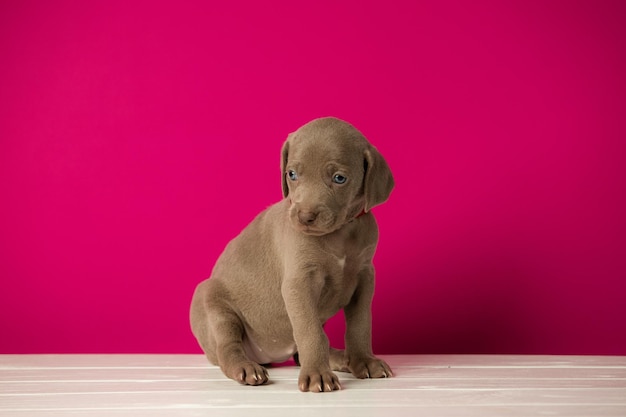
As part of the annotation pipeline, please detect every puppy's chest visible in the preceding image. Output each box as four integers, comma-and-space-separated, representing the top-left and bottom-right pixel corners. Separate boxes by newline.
321, 230, 374, 278
327, 251, 356, 278
307, 225, 376, 308
318, 247, 368, 302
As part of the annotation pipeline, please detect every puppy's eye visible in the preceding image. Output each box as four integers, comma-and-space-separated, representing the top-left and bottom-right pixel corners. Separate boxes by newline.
332, 174, 347, 184
287, 170, 298, 181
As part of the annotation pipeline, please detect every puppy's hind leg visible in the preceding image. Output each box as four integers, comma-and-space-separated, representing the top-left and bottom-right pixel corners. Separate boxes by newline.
191, 282, 269, 386
209, 307, 269, 386
329, 348, 350, 373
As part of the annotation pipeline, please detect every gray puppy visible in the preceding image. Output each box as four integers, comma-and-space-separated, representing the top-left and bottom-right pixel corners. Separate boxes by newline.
190, 117, 394, 392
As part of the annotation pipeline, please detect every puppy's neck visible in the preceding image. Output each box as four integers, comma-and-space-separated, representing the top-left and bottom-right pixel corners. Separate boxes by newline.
350, 209, 367, 222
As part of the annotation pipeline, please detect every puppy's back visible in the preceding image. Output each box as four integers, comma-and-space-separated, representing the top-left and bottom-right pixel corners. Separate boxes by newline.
210, 200, 289, 292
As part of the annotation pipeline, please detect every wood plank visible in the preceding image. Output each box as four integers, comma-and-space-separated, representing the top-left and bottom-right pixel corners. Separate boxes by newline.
2, 364, 625, 383
0, 354, 209, 369
2, 388, 626, 410
3, 354, 626, 369
1, 355, 625, 417
3, 406, 626, 417
1, 376, 624, 394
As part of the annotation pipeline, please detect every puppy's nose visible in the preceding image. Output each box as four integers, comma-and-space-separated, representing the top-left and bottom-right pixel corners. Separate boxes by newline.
297, 210, 318, 225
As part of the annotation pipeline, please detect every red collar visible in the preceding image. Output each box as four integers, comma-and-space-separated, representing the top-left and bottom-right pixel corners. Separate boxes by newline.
354, 209, 367, 219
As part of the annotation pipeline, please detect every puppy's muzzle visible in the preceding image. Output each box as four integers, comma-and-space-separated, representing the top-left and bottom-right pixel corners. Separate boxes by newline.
289, 203, 338, 235
297, 210, 318, 226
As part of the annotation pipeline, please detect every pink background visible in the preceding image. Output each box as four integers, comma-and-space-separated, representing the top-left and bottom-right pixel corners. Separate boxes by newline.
1, 1, 625, 355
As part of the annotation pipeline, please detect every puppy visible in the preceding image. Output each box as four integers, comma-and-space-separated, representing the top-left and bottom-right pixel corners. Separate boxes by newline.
190, 117, 394, 392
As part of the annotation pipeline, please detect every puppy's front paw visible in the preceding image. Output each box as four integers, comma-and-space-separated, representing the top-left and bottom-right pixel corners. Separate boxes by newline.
298, 368, 342, 393
349, 356, 393, 379
225, 361, 269, 386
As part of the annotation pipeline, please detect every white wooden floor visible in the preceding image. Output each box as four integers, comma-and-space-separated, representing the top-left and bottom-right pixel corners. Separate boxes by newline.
1, 355, 625, 416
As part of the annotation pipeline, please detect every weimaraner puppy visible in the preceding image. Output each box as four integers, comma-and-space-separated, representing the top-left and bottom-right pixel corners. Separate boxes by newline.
190, 117, 394, 392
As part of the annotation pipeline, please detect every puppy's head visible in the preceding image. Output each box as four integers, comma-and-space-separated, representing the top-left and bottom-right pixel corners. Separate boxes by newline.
281, 117, 394, 236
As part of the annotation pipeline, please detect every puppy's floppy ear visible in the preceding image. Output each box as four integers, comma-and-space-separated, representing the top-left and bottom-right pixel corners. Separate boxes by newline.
281, 136, 291, 198
363, 145, 394, 212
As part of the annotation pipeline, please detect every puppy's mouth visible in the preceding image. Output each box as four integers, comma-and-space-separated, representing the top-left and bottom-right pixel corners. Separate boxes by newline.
295, 224, 335, 236
288, 206, 342, 236
290, 217, 339, 236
